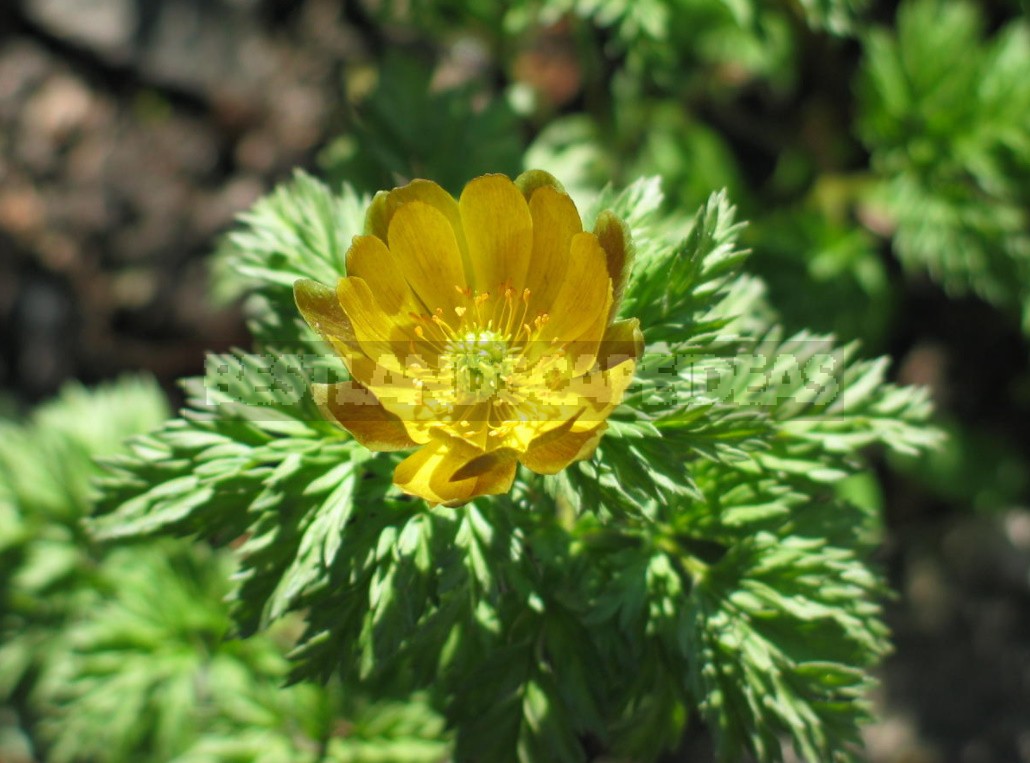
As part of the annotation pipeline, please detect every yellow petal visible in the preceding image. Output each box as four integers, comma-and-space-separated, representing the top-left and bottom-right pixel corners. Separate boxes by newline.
525, 185, 582, 318
364, 377, 435, 447
345, 234, 420, 315
565, 358, 636, 423
364, 190, 391, 241
365, 179, 469, 263
336, 276, 408, 373
312, 381, 416, 451
593, 211, 633, 315
520, 355, 635, 431
561, 294, 614, 377
514, 169, 566, 201
393, 434, 516, 506
449, 447, 518, 482
459, 174, 533, 293
294, 278, 359, 358
393, 439, 450, 505
537, 231, 612, 349
519, 416, 606, 475
388, 201, 468, 312
436, 401, 492, 450
458, 453, 517, 499
597, 318, 644, 370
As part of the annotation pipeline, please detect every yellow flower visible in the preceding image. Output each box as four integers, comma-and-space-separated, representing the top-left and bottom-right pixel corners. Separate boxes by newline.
294, 171, 642, 506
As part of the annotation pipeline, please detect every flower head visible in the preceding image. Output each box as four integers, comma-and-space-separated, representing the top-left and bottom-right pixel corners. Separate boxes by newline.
295, 171, 642, 506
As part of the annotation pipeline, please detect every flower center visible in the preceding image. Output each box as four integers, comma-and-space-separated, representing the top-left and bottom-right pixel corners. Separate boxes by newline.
407, 283, 559, 415
446, 330, 512, 401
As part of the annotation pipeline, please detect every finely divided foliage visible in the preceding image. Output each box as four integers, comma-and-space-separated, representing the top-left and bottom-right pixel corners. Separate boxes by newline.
0, 378, 446, 763
858, 0, 1030, 332
93, 172, 938, 762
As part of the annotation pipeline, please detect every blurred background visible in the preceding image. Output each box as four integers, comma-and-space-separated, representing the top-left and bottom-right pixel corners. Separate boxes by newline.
1, 0, 1029, 761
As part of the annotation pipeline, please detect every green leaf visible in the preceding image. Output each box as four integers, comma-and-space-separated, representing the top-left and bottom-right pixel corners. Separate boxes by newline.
620, 189, 751, 345
211, 170, 366, 350
858, 0, 1030, 331
321, 53, 524, 196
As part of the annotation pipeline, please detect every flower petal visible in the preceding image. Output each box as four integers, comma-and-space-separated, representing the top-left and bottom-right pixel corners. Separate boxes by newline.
393, 434, 516, 506
593, 211, 633, 314
365, 179, 468, 262
597, 318, 644, 370
388, 200, 469, 313
519, 417, 606, 475
392, 439, 452, 505
294, 278, 358, 357
345, 234, 420, 316
312, 381, 416, 451
336, 276, 408, 372
537, 231, 612, 350
460, 174, 533, 293
514, 169, 566, 201
458, 453, 517, 499
562, 296, 613, 376
566, 358, 637, 423
449, 447, 519, 482
525, 185, 582, 319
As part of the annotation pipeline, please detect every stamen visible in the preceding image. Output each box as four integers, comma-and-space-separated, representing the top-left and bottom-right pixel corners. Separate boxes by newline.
431, 314, 458, 341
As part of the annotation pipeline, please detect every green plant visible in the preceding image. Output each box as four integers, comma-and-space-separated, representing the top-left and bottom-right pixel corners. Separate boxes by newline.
858, 0, 1030, 332
0, 377, 448, 763
92, 171, 939, 761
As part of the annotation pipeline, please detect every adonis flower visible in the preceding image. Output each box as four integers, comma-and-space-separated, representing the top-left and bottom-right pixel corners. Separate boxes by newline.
294, 171, 642, 506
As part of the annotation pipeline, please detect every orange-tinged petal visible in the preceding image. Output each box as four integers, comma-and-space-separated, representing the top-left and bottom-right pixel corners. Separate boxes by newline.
525, 185, 582, 318
594, 210, 633, 315
519, 416, 606, 475
345, 234, 420, 316
460, 174, 533, 293
388, 201, 468, 313
312, 381, 416, 451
